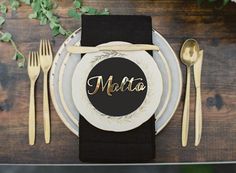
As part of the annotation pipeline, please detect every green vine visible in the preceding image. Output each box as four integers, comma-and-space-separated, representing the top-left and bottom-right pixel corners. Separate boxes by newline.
68, 0, 109, 19
0, 31, 25, 68
197, 0, 231, 6
0, 0, 109, 68
0, 1, 25, 67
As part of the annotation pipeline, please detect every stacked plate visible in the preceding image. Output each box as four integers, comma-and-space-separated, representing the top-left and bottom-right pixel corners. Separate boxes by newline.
49, 28, 182, 136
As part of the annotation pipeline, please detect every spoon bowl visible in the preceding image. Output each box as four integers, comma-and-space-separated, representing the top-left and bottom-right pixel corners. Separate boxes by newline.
180, 39, 200, 67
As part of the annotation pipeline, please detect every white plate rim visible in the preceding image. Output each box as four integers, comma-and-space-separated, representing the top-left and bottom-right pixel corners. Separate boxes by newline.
153, 29, 182, 134
49, 29, 81, 136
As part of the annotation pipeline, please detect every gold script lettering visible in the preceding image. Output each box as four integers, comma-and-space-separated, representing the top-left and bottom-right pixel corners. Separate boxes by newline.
87, 75, 146, 96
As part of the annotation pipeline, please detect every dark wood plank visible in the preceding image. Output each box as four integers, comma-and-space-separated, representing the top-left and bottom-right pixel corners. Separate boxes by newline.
0, 0, 236, 164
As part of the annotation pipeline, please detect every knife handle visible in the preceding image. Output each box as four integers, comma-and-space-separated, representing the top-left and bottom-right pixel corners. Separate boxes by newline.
98, 44, 159, 51
195, 87, 202, 146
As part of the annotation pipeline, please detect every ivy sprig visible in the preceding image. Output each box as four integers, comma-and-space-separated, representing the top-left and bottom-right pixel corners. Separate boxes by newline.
197, 0, 230, 7
28, 0, 71, 36
68, 0, 109, 19
0, 31, 25, 68
0, 1, 25, 67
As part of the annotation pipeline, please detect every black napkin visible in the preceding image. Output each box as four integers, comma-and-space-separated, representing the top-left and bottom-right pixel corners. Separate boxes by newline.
79, 15, 155, 163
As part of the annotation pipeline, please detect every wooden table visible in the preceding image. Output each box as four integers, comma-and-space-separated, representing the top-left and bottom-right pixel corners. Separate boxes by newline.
0, 0, 236, 164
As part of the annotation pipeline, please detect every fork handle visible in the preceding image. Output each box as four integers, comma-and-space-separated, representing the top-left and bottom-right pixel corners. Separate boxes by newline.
43, 73, 50, 144
29, 82, 36, 145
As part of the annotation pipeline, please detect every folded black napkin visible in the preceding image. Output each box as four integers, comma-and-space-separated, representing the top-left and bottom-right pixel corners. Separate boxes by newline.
79, 15, 155, 163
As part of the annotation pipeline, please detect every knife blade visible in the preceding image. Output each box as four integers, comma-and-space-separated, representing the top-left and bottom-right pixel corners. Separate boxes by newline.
193, 50, 203, 146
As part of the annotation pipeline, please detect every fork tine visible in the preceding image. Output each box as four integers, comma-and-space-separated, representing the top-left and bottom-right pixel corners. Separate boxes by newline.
45, 39, 49, 55
43, 40, 46, 55
47, 40, 52, 55
36, 52, 39, 66
32, 52, 35, 66
34, 52, 37, 66
31, 52, 33, 66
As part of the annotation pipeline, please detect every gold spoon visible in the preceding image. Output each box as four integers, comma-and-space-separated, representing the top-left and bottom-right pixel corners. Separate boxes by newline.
180, 39, 200, 147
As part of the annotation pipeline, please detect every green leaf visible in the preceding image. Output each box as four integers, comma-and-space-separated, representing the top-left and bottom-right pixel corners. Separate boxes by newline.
31, 1, 40, 12
17, 61, 25, 68
28, 12, 37, 19
59, 26, 66, 35
45, 11, 53, 19
68, 1, 110, 19
87, 7, 97, 15
0, 3, 7, 16
74, 1, 81, 9
0, 16, 5, 26
12, 53, 17, 60
80, 6, 90, 13
68, 8, 76, 16
52, 26, 60, 36
9, 0, 20, 10
0, 32, 12, 42
13, 52, 23, 60
12, 52, 25, 68
40, 17, 48, 25
98, 8, 109, 15
223, 0, 230, 6
20, 0, 31, 5
197, 0, 205, 5
68, 8, 81, 19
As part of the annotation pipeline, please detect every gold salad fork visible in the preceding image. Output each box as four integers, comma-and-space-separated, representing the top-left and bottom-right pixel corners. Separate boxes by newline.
28, 52, 40, 145
39, 40, 53, 144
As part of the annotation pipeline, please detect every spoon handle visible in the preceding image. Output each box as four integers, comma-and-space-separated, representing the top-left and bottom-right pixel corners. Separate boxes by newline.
182, 66, 191, 147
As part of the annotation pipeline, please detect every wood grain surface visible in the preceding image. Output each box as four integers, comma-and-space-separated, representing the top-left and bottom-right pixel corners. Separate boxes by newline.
0, 0, 236, 164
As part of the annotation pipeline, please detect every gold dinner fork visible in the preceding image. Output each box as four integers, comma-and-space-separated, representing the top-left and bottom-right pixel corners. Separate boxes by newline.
39, 40, 53, 144
28, 52, 40, 145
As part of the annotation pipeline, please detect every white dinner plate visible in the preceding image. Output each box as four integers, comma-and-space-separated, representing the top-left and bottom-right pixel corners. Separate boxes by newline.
49, 28, 182, 136
72, 41, 163, 132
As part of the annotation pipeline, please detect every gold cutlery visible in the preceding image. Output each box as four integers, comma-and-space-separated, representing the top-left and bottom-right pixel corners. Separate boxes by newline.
28, 52, 40, 145
39, 40, 53, 144
180, 39, 200, 147
67, 44, 160, 54
194, 50, 203, 146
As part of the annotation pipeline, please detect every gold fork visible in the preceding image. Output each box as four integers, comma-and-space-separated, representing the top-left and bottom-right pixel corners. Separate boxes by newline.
39, 40, 53, 144
28, 52, 40, 145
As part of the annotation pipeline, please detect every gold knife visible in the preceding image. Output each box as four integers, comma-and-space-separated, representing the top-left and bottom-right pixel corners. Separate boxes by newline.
67, 44, 160, 54
193, 50, 203, 146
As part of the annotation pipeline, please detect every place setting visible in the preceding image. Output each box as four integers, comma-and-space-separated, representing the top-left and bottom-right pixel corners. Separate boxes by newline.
26, 15, 204, 163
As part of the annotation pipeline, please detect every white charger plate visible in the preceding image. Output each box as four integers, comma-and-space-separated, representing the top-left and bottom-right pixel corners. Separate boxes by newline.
72, 41, 163, 132
50, 28, 182, 136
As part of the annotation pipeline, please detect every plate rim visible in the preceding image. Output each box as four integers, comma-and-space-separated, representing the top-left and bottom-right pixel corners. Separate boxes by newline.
49, 29, 81, 136
153, 29, 183, 134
